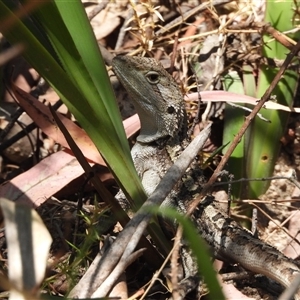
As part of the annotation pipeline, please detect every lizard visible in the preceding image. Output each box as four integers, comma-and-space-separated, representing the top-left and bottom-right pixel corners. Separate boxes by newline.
112, 55, 300, 299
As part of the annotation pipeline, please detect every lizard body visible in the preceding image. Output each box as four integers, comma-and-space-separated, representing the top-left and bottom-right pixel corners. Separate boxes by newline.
196, 196, 300, 290
113, 56, 202, 212
112, 55, 300, 299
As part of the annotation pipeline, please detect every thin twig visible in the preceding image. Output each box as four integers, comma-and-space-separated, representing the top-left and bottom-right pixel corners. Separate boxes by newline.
170, 226, 183, 299
279, 273, 300, 300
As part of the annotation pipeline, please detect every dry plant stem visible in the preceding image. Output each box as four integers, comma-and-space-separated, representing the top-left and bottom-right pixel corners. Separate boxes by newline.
221, 271, 249, 282
214, 173, 300, 191
68, 251, 102, 297
49, 105, 130, 226
0, 1, 42, 33
188, 64, 202, 136
140, 242, 179, 300
128, 289, 145, 300
279, 273, 300, 300
171, 226, 184, 300
70, 124, 211, 298
169, 33, 179, 73
162, 23, 299, 47
95, 125, 211, 298
288, 170, 300, 191
115, 5, 133, 50
250, 202, 300, 246
87, 2, 108, 21
241, 199, 300, 204
0, 105, 24, 141
0, 98, 62, 150
160, 28, 259, 47
200, 47, 260, 88
0, 43, 24, 66
99, 43, 114, 65
155, 0, 232, 36
188, 39, 300, 214
49, 106, 163, 291
108, 273, 128, 299
251, 208, 258, 234
264, 23, 297, 49
91, 249, 144, 298
202, 16, 226, 121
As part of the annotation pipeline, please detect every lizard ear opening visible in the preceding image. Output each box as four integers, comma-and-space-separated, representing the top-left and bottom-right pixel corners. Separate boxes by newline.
146, 71, 160, 84
167, 106, 175, 114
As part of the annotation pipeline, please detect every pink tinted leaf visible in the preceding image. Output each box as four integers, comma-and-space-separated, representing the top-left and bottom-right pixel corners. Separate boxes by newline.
123, 114, 140, 138
2, 86, 139, 207
0, 151, 84, 207
12, 84, 105, 165
187, 91, 300, 112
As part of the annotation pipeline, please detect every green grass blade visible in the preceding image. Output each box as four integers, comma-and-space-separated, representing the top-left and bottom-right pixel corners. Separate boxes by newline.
0, 1, 146, 207
245, 0, 300, 198
222, 0, 300, 200
156, 207, 225, 300
247, 68, 298, 197
223, 71, 245, 199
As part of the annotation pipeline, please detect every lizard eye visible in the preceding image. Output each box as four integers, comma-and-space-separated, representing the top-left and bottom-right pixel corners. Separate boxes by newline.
146, 71, 160, 84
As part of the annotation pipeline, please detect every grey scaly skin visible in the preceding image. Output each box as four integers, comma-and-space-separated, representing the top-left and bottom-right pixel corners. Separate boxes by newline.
112, 55, 300, 299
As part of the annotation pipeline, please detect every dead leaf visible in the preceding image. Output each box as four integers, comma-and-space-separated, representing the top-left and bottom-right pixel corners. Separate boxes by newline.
0, 151, 84, 207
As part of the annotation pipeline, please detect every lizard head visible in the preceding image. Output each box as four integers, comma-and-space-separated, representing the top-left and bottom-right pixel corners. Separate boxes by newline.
112, 56, 187, 144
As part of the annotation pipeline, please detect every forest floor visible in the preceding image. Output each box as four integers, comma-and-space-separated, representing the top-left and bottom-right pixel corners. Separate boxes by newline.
1, 0, 300, 299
